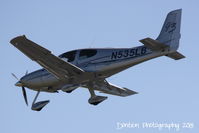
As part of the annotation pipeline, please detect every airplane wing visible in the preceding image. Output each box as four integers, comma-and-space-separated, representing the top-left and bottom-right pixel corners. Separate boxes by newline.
10, 35, 84, 80
139, 37, 168, 51
93, 80, 138, 97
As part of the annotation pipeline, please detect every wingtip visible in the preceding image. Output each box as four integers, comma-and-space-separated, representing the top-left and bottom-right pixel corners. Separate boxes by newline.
132, 91, 138, 95
10, 35, 26, 44
168, 9, 182, 15
127, 89, 138, 96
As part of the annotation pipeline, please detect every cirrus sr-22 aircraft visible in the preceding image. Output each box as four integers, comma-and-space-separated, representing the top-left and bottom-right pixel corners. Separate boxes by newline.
11, 9, 185, 111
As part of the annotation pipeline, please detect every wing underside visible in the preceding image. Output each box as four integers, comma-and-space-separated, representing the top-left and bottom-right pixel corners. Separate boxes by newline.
10, 35, 84, 80
90, 80, 137, 97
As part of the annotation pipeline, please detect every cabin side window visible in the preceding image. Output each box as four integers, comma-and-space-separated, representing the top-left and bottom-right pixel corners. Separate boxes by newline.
59, 50, 76, 62
79, 49, 97, 60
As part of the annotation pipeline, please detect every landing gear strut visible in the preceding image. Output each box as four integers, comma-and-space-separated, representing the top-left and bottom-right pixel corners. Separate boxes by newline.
31, 90, 50, 111
88, 88, 107, 105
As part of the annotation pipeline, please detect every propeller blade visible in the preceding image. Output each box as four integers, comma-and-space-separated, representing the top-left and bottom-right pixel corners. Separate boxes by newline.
11, 73, 19, 80
22, 87, 28, 106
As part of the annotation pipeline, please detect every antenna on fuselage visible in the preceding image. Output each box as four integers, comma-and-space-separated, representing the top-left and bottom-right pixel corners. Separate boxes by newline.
89, 38, 96, 48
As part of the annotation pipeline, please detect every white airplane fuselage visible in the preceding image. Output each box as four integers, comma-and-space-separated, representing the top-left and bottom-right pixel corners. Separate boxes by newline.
20, 45, 166, 93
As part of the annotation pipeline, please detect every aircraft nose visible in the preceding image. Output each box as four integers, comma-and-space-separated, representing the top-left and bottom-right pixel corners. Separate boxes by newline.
15, 81, 23, 87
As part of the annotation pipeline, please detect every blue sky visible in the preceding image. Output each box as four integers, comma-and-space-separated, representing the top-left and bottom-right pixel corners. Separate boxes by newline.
0, 0, 198, 133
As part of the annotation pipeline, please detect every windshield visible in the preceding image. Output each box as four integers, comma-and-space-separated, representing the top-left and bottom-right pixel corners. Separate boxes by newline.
59, 50, 76, 62
79, 49, 97, 60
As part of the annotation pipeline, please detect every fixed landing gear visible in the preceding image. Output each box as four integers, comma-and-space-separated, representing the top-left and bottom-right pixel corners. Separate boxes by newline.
31, 91, 50, 111
88, 87, 107, 105
88, 96, 108, 105
65, 90, 73, 93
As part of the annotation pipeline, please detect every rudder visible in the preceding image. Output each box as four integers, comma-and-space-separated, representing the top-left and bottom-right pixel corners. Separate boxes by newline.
156, 9, 182, 52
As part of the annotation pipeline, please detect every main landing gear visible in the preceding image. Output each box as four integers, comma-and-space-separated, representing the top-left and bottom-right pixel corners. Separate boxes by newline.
88, 88, 107, 105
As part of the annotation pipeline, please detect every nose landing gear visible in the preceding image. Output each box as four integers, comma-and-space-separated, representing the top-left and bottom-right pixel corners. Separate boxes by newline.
31, 91, 50, 111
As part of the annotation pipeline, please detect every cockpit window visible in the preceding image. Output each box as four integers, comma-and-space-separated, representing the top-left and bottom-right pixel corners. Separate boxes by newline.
79, 49, 97, 60
59, 50, 76, 62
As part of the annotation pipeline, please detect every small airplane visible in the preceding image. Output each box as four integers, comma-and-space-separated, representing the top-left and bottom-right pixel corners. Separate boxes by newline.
11, 9, 185, 111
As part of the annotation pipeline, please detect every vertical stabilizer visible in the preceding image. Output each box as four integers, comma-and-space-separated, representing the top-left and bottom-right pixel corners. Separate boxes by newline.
156, 9, 182, 52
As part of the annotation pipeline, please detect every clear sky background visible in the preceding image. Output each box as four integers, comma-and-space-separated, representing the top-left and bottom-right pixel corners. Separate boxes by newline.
0, 0, 198, 133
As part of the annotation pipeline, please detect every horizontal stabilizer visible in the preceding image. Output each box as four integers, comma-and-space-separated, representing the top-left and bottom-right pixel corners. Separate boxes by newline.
140, 37, 168, 51
166, 51, 185, 60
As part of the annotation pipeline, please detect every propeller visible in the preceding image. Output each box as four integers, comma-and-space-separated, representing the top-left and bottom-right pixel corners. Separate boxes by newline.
11, 73, 19, 80
22, 86, 28, 106
11, 72, 28, 106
